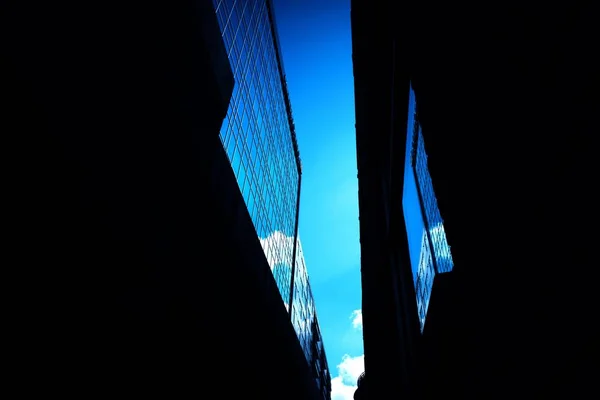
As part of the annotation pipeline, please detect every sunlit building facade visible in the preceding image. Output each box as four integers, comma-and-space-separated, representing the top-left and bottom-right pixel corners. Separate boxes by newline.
403, 83, 454, 331
213, 1, 330, 398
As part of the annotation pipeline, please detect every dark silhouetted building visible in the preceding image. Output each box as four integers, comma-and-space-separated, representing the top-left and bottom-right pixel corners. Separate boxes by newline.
3, 1, 329, 398
351, 1, 598, 399
354, 372, 367, 400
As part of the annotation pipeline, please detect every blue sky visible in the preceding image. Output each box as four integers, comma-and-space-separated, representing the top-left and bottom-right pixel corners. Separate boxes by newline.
272, 1, 364, 399
268, 3, 455, 395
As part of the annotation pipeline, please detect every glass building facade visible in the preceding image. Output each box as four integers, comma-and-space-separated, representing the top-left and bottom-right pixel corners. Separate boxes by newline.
292, 239, 331, 400
403, 83, 454, 331
212, 2, 330, 398
292, 239, 313, 360
412, 124, 454, 275
415, 230, 435, 329
213, 0, 300, 310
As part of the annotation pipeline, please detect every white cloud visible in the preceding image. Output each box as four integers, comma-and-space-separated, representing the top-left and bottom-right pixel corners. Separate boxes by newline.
331, 354, 364, 400
331, 310, 365, 400
259, 230, 295, 271
350, 309, 362, 330
259, 235, 366, 400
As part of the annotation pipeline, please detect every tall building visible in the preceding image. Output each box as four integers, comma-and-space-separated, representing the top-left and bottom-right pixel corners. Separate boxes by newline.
404, 83, 453, 332
351, 1, 598, 399
3, 1, 329, 398
213, 0, 301, 311
213, 0, 331, 398
351, 3, 422, 399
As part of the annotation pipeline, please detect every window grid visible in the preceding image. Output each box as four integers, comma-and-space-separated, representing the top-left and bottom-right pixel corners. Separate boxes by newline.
403, 83, 454, 332
214, 0, 299, 310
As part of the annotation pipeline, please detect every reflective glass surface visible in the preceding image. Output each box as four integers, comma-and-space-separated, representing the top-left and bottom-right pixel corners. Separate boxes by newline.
213, 0, 300, 309
291, 238, 331, 400
416, 230, 435, 331
292, 239, 313, 361
403, 83, 454, 331
212, 3, 330, 397
213, 0, 331, 400
414, 127, 454, 274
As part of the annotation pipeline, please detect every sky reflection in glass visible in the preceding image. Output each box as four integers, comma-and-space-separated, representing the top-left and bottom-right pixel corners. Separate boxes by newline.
214, 0, 299, 309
